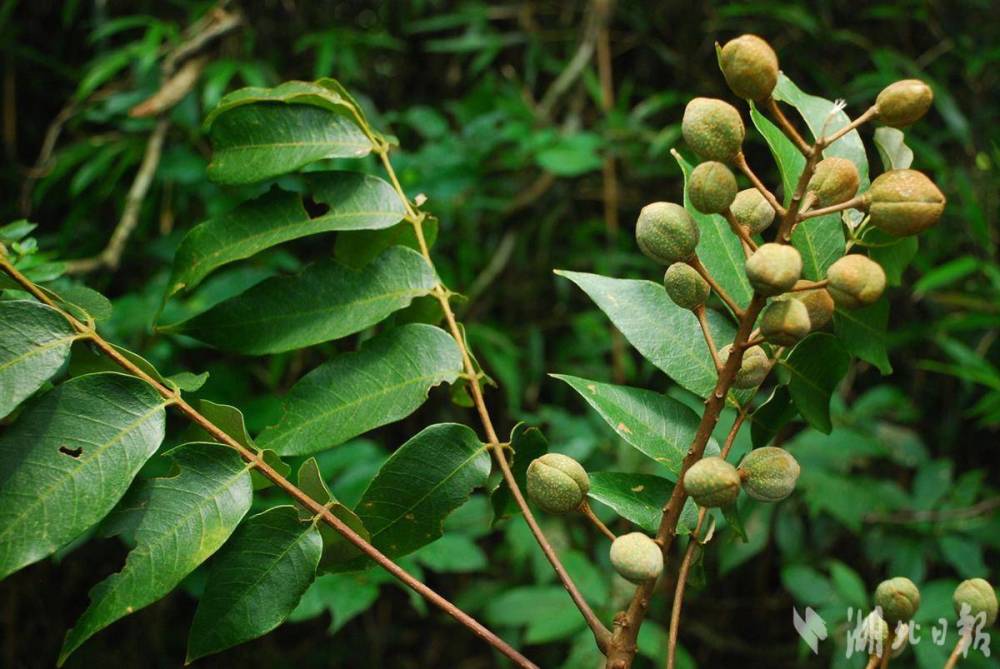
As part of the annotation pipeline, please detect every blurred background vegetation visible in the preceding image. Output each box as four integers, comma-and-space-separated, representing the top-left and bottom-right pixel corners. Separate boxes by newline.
1, 1, 998, 668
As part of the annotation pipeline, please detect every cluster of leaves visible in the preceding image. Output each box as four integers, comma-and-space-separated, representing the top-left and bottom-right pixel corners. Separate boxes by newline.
1, 2, 998, 668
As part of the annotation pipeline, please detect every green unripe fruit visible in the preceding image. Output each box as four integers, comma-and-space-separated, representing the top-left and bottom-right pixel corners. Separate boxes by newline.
807, 157, 860, 207
689, 161, 738, 214
682, 97, 745, 163
953, 578, 998, 627
720, 34, 779, 101
862, 611, 891, 646
664, 263, 710, 310
759, 299, 811, 346
526, 453, 589, 514
745, 243, 802, 296
730, 188, 776, 235
635, 202, 700, 264
719, 344, 770, 389
864, 169, 946, 237
683, 456, 741, 508
780, 281, 835, 330
875, 577, 921, 624
826, 254, 886, 309
738, 447, 800, 502
876, 79, 934, 128
609, 532, 664, 584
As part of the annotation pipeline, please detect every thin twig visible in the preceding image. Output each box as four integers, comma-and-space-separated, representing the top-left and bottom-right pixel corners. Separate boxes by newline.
665, 508, 707, 669
65, 118, 170, 274
689, 257, 744, 318
865, 496, 1000, 524
722, 209, 759, 254
733, 152, 787, 218
864, 655, 881, 669
943, 633, 970, 669
0, 254, 536, 669
376, 149, 612, 651
799, 195, 867, 221
694, 306, 723, 372
765, 97, 811, 156
820, 105, 877, 148
537, 8, 601, 120
581, 502, 617, 541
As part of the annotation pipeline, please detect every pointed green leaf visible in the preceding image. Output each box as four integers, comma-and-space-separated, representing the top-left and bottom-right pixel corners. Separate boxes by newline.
873, 127, 914, 171
0, 300, 79, 418
348, 423, 490, 565
296, 458, 369, 569
491, 423, 548, 522
773, 73, 869, 186
672, 150, 753, 309
204, 80, 368, 131
554, 271, 730, 398
587, 472, 697, 535
186, 506, 322, 662
0, 373, 167, 581
258, 324, 462, 456
166, 246, 437, 354
833, 299, 892, 374
165, 172, 405, 298
749, 102, 803, 206
552, 374, 704, 477
60, 443, 253, 664
208, 105, 372, 184
780, 333, 850, 434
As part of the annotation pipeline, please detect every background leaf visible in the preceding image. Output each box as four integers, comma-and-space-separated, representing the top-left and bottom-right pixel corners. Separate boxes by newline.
781, 333, 851, 433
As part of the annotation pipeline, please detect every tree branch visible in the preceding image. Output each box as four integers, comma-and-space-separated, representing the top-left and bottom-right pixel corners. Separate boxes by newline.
764, 96, 811, 156
376, 149, 612, 651
733, 152, 787, 218
604, 129, 827, 668
689, 257, 744, 319
0, 253, 537, 669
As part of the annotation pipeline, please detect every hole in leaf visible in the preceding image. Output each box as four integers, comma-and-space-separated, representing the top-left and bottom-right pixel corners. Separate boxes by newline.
302, 196, 330, 219
59, 446, 83, 458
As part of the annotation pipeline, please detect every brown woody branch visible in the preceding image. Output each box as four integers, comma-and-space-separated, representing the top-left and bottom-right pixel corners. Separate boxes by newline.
0, 253, 537, 669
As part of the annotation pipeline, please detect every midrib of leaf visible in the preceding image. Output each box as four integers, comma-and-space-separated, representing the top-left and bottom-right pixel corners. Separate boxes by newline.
366, 445, 488, 542
0, 399, 168, 543
216, 140, 366, 152
835, 308, 880, 336
0, 333, 80, 373
206, 523, 315, 620
187, 286, 430, 331
264, 371, 452, 446
778, 359, 827, 394
179, 210, 398, 289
